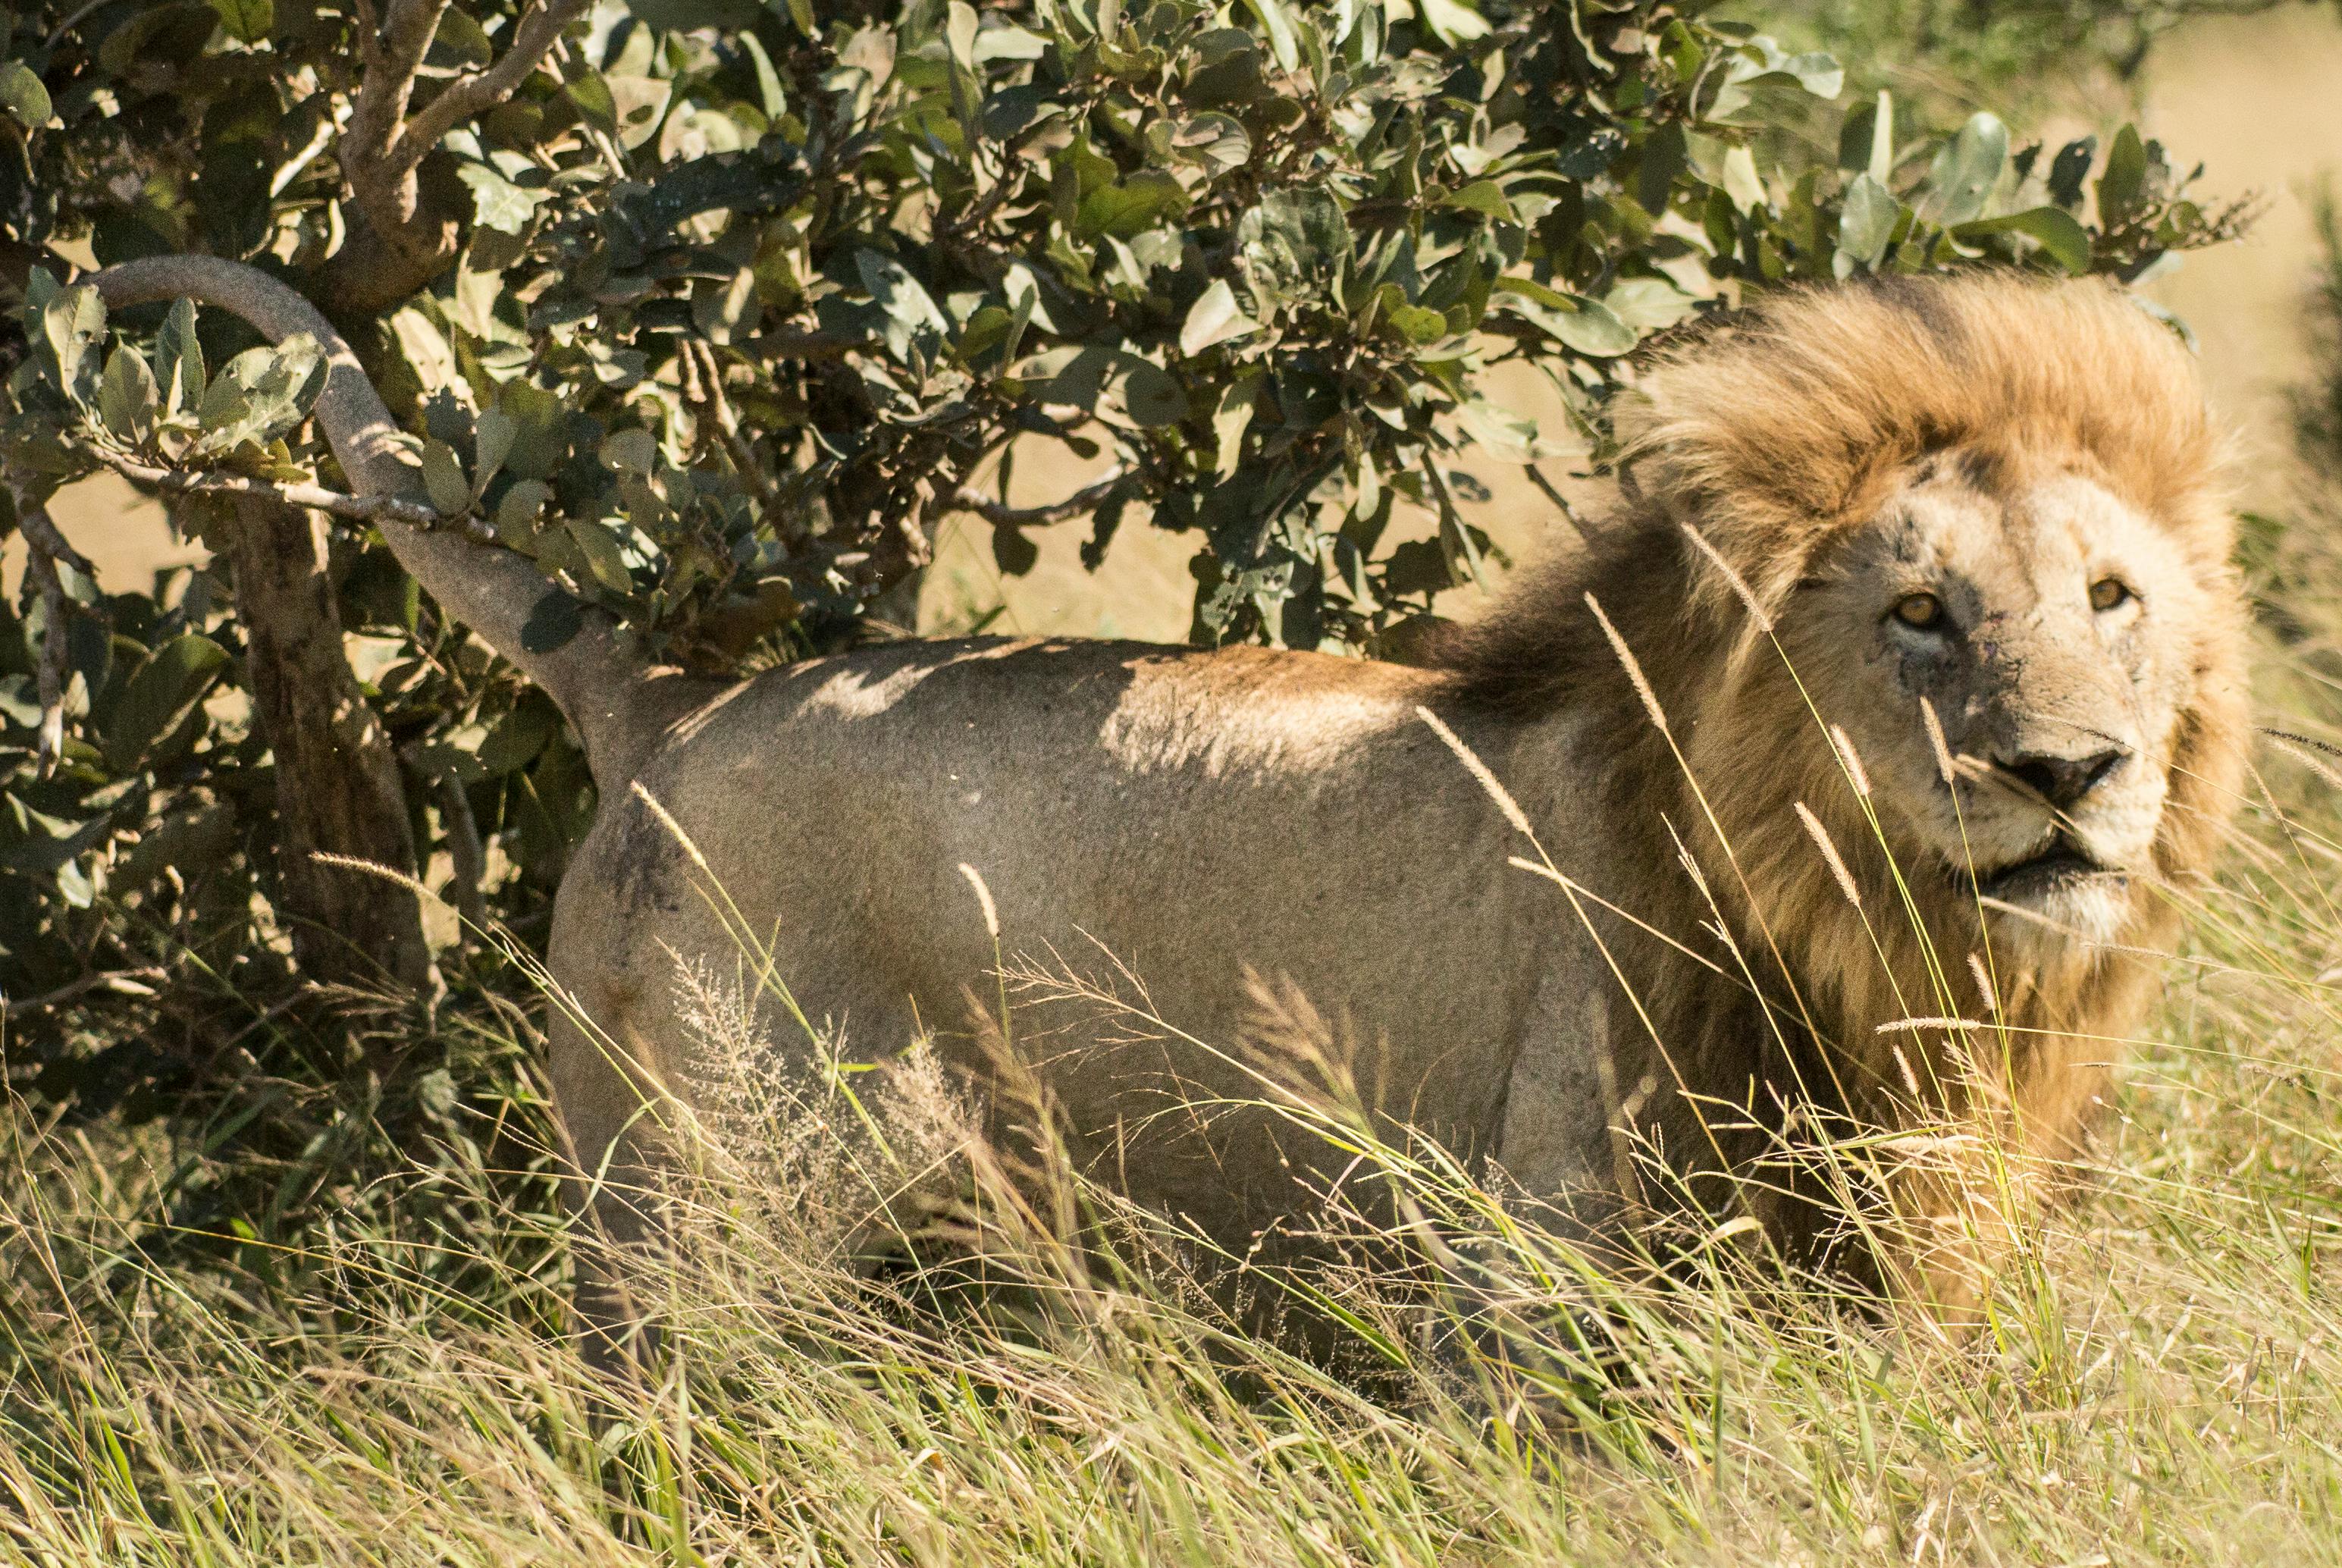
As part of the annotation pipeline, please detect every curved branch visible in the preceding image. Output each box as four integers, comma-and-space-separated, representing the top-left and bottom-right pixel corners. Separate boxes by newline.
89, 256, 656, 776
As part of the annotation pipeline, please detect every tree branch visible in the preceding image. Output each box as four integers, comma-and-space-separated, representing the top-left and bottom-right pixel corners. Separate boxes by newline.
947, 469, 1126, 528
88, 451, 490, 539
327, 0, 590, 313
390, 0, 594, 173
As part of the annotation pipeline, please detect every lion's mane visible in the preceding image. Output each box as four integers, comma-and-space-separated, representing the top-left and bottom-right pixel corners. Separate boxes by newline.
1435, 274, 2250, 1294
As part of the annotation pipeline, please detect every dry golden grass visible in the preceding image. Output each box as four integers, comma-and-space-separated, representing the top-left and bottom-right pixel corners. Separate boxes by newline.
6, 620, 2342, 1565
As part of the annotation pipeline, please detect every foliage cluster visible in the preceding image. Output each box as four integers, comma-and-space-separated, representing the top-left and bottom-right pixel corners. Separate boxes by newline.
0, 0, 2243, 1111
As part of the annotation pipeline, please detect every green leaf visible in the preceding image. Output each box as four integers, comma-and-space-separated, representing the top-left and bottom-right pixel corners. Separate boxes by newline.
494, 478, 553, 539
1923, 112, 2007, 227
1443, 181, 1516, 223
458, 161, 550, 235
427, 3, 490, 66
1490, 282, 1638, 356
1240, 0, 1300, 71
565, 72, 619, 136
1117, 358, 1189, 427
0, 60, 51, 128
567, 519, 634, 594
2098, 124, 2147, 227
1835, 172, 1900, 274
855, 250, 949, 336
42, 285, 106, 408
1720, 146, 1767, 215
194, 335, 326, 450
1384, 303, 1450, 345
1454, 397, 1538, 463
103, 634, 228, 773
600, 428, 658, 473
1603, 277, 1697, 332
155, 299, 205, 416
99, 345, 159, 445
737, 31, 786, 117
472, 409, 516, 483
422, 439, 473, 516
1077, 171, 1190, 240
1866, 90, 1894, 184
1952, 207, 2092, 274
1417, 0, 1490, 46
207, 0, 272, 43
476, 698, 558, 774
1180, 281, 1262, 356
946, 0, 980, 67
497, 383, 569, 479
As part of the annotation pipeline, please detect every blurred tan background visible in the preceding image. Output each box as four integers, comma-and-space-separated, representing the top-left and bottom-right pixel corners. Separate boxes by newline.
14, 4, 2342, 640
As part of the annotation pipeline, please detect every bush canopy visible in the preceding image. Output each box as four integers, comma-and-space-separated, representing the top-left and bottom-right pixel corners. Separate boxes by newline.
0, 0, 2243, 1112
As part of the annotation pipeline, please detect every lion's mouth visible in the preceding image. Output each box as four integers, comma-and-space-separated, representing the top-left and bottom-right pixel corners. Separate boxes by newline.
1958, 839, 2116, 902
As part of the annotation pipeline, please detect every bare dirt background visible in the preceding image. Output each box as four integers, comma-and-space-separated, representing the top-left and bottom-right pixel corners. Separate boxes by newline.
14, 5, 2340, 641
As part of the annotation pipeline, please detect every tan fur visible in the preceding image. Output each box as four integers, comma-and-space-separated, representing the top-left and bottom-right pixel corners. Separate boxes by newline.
1444, 274, 2250, 1311
541, 273, 2249, 1336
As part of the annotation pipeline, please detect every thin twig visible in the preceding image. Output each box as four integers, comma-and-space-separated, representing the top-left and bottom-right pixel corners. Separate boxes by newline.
437, 774, 490, 943
91, 451, 491, 541
2, 967, 170, 1020
1525, 463, 1594, 539
679, 337, 796, 538
10, 490, 85, 779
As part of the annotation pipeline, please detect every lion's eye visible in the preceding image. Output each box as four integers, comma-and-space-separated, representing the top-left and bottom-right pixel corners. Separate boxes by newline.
1891, 592, 1947, 631
2089, 577, 2134, 613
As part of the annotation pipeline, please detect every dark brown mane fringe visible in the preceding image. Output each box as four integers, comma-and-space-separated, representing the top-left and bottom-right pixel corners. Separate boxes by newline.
1428, 509, 1720, 721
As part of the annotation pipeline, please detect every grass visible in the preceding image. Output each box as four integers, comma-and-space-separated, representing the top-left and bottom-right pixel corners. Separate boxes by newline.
17, 438, 2342, 1565
6, 690, 2342, 1568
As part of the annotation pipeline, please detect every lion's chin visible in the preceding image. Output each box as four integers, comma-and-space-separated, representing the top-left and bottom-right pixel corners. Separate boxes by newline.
1955, 842, 2136, 950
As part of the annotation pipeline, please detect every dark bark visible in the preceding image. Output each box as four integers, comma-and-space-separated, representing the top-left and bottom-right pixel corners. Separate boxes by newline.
222, 494, 437, 992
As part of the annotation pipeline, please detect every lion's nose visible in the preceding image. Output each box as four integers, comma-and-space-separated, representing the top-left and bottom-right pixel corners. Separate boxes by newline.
1995, 748, 2127, 809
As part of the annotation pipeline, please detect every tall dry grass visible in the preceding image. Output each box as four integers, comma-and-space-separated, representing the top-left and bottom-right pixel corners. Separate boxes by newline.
6, 625, 2342, 1565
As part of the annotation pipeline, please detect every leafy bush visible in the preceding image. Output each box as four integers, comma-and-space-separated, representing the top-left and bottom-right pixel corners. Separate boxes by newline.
0, 0, 2243, 1109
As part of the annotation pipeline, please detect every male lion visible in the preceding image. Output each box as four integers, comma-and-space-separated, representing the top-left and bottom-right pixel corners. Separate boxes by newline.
92, 262, 2246, 1334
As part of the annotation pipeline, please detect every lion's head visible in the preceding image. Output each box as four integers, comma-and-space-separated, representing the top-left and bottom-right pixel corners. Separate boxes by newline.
1444, 272, 2250, 1117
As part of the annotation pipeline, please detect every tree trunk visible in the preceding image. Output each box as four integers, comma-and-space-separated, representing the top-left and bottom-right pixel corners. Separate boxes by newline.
223, 494, 436, 993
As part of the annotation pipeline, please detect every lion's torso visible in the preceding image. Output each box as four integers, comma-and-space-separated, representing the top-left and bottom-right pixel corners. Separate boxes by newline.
547, 635, 1650, 1259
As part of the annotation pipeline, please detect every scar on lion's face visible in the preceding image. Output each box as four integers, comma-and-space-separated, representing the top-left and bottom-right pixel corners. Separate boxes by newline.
1788, 453, 2209, 946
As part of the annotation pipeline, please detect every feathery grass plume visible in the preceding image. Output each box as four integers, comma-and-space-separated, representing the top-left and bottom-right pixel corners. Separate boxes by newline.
1679, 521, 1776, 633
1415, 705, 1535, 839
1890, 1042, 1924, 1099
1876, 1015, 1989, 1033
2267, 731, 2342, 793
1584, 593, 1669, 735
630, 779, 713, 874
1829, 725, 1872, 798
1918, 696, 1958, 786
959, 862, 1002, 941
1967, 951, 2001, 1014
1794, 801, 1863, 908
309, 849, 439, 903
